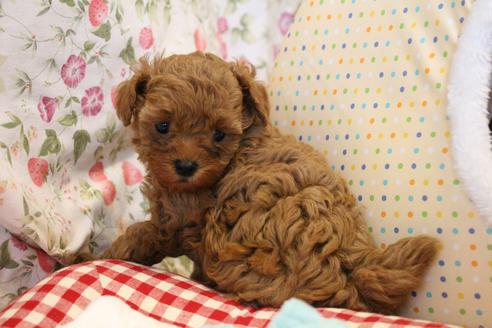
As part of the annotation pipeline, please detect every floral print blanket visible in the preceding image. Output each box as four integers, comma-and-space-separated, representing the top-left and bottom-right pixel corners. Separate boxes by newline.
0, 0, 299, 310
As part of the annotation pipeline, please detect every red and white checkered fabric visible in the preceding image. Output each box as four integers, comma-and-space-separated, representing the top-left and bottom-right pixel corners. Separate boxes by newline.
0, 260, 454, 328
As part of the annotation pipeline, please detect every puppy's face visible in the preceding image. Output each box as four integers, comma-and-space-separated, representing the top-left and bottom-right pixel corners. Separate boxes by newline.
115, 52, 269, 192
135, 70, 243, 192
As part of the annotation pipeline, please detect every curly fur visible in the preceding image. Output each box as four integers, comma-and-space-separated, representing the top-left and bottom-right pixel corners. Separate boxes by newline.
76, 52, 440, 314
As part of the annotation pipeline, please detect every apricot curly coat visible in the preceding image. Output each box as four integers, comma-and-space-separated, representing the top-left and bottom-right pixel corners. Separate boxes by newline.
90, 52, 439, 314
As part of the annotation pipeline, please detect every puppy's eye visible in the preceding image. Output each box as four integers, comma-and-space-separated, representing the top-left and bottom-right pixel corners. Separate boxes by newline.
155, 122, 170, 134
213, 130, 225, 142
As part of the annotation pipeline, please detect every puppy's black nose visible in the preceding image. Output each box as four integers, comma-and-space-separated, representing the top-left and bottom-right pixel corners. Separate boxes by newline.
173, 159, 198, 177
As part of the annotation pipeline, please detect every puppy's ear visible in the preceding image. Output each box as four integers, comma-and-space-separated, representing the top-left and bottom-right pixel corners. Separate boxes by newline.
230, 60, 270, 129
115, 58, 151, 126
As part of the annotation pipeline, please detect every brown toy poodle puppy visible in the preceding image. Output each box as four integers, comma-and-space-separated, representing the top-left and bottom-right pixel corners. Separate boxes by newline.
84, 51, 440, 314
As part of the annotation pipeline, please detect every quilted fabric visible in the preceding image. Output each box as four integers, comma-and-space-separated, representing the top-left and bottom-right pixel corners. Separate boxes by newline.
0, 260, 455, 328
268, 0, 491, 327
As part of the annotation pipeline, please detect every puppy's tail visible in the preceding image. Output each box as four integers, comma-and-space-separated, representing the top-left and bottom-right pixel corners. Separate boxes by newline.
350, 236, 440, 314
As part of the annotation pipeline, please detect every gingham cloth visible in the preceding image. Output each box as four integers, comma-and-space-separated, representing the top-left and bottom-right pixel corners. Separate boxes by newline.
0, 260, 455, 328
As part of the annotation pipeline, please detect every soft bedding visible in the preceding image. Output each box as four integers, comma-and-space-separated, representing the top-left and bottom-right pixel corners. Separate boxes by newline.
0, 260, 456, 328
60, 296, 176, 328
60, 297, 348, 328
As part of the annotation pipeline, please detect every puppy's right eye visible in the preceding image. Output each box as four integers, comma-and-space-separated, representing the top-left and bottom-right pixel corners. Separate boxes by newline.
213, 130, 226, 142
155, 122, 170, 134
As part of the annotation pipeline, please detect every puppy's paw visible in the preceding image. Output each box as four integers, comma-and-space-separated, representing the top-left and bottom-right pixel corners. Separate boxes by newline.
100, 245, 134, 261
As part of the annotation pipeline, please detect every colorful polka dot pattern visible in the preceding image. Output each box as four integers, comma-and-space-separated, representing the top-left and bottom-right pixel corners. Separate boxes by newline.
268, 1, 490, 327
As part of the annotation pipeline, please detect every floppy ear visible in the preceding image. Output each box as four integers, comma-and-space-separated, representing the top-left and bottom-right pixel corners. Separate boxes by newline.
230, 60, 270, 129
115, 58, 151, 126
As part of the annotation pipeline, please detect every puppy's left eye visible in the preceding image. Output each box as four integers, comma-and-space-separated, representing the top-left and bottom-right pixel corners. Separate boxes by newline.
213, 130, 225, 142
155, 122, 170, 134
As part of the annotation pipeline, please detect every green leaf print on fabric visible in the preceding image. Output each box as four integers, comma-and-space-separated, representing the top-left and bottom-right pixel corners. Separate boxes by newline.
60, 0, 76, 8
73, 129, 91, 164
0, 142, 12, 165
92, 22, 111, 41
57, 111, 78, 126
39, 129, 61, 156
119, 38, 136, 66
1, 113, 21, 129
0, 240, 19, 269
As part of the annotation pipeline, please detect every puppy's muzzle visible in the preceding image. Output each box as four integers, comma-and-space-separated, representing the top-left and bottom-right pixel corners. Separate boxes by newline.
174, 159, 198, 178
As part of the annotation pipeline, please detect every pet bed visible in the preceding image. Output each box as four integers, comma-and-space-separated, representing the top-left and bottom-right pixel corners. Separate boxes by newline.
0, 260, 456, 328
268, 0, 491, 327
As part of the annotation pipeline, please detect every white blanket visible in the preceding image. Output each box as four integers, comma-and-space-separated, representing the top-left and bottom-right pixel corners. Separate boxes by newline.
60, 296, 177, 328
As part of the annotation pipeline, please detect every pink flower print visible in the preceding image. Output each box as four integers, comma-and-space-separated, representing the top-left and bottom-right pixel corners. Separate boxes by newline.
10, 235, 28, 251
278, 12, 295, 35
217, 17, 228, 34
81, 86, 104, 116
37, 96, 57, 123
61, 55, 86, 88
194, 28, 206, 51
139, 27, 154, 50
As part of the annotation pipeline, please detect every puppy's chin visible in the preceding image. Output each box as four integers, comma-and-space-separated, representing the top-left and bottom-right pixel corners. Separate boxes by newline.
158, 171, 219, 193
168, 179, 204, 193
